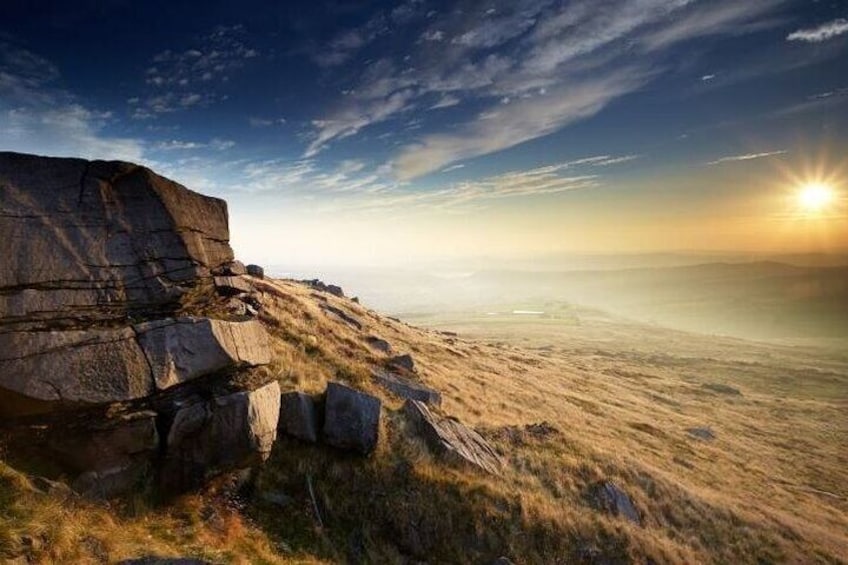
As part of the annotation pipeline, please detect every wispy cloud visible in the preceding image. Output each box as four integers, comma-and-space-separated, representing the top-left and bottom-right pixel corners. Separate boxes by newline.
304, 0, 789, 175
393, 69, 649, 180
706, 150, 787, 165
787, 18, 848, 43
441, 164, 465, 173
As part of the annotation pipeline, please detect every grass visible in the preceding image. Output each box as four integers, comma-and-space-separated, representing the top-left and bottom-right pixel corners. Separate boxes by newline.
1, 278, 846, 563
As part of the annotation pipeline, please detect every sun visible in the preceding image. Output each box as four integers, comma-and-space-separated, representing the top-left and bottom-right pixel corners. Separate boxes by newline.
797, 182, 834, 213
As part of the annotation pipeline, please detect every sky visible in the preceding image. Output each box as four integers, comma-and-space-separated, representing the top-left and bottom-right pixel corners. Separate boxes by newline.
1, 0, 847, 269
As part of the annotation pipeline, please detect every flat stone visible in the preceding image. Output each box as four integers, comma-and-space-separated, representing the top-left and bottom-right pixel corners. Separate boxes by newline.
278, 391, 320, 443
403, 400, 503, 474
372, 370, 441, 406
162, 380, 280, 491
323, 382, 381, 455
0, 328, 154, 416
389, 354, 415, 372
213, 275, 253, 296
135, 317, 270, 390
687, 426, 716, 441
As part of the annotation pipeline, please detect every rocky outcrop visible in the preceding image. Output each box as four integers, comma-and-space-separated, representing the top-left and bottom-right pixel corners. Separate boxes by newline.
403, 400, 503, 475
0, 152, 232, 331
323, 382, 381, 455
0, 152, 277, 497
246, 264, 264, 279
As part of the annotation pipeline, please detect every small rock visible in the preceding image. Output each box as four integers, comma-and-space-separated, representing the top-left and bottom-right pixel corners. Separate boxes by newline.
73, 464, 149, 499
278, 391, 320, 443
323, 382, 381, 455
389, 353, 415, 372
30, 476, 75, 499
372, 370, 441, 406
687, 426, 715, 441
365, 335, 392, 353
213, 275, 254, 296
20, 534, 42, 551
246, 264, 265, 279
587, 480, 640, 524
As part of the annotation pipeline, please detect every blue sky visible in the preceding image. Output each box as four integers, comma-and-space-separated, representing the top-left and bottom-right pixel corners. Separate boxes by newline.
1, 1, 847, 266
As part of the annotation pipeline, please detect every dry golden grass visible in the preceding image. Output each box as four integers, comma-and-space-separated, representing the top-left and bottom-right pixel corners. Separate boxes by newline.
1, 276, 846, 563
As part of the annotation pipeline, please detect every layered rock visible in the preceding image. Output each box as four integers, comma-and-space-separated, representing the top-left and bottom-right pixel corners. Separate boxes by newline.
0, 151, 232, 331
0, 153, 276, 496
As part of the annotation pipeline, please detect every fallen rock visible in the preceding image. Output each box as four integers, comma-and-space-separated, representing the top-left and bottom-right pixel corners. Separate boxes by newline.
305, 279, 344, 297
587, 481, 640, 524
403, 400, 503, 474
246, 264, 265, 279
278, 391, 320, 443
372, 370, 441, 406
365, 335, 392, 353
0, 152, 232, 331
162, 380, 280, 491
213, 275, 253, 296
321, 304, 363, 330
135, 317, 270, 390
323, 382, 381, 455
0, 328, 154, 416
389, 353, 415, 372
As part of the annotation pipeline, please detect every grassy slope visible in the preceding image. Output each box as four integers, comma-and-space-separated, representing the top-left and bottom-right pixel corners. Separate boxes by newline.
1, 277, 846, 564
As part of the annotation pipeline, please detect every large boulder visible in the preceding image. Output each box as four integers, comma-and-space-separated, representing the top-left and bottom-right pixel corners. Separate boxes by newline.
161, 380, 280, 491
323, 382, 381, 455
135, 317, 270, 390
403, 400, 503, 475
0, 152, 233, 331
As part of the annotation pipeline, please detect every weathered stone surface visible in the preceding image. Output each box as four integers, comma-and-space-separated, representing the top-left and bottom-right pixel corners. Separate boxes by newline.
162, 380, 280, 491
0, 328, 154, 416
323, 382, 381, 455
135, 317, 270, 390
213, 275, 253, 296
372, 369, 441, 406
365, 335, 392, 353
279, 391, 320, 443
0, 152, 232, 330
47, 410, 158, 472
246, 264, 264, 279
403, 400, 503, 475
587, 481, 640, 524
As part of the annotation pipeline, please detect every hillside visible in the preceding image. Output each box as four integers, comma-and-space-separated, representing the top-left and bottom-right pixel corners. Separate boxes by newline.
1, 153, 846, 564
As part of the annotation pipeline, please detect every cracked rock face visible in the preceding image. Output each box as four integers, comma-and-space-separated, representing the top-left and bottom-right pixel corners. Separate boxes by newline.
0, 317, 271, 416
0, 151, 232, 331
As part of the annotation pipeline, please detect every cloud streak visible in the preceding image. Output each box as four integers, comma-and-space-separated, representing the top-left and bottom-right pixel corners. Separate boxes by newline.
706, 150, 787, 165
787, 18, 848, 43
